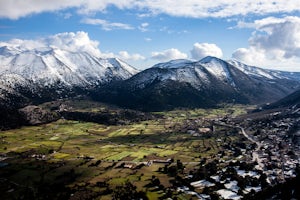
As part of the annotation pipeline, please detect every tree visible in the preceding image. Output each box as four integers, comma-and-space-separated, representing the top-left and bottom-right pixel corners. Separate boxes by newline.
177, 160, 184, 171
151, 175, 161, 186
112, 180, 148, 200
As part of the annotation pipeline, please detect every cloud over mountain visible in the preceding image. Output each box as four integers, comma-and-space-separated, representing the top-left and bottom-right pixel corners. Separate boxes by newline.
233, 16, 300, 71
0, 31, 102, 55
0, 31, 145, 63
117, 51, 145, 61
151, 48, 188, 62
191, 43, 223, 60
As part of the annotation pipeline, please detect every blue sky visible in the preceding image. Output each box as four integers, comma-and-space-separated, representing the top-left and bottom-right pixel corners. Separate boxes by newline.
1, 1, 300, 71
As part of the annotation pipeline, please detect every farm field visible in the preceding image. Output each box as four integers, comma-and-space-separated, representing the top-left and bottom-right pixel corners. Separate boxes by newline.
0, 105, 252, 199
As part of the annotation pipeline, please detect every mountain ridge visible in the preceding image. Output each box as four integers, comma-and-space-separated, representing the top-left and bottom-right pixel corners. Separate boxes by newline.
93, 56, 300, 111
0, 46, 139, 108
228, 59, 300, 81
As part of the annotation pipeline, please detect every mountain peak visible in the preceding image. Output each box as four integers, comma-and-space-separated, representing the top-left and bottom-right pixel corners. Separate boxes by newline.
152, 59, 194, 69
199, 56, 223, 63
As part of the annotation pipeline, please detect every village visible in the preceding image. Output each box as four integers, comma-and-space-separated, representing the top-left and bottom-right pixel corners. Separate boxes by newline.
172, 107, 300, 199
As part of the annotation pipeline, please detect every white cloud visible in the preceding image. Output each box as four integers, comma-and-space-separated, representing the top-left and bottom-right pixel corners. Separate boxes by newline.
0, 32, 146, 63
145, 37, 152, 42
151, 48, 188, 62
81, 18, 133, 31
0, 0, 136, 19
138, 1, 300, 18
2, 1, 300, 20
232, 16, 300, 71
117, 51, 145, 61
0, 31, 102, 56
0, 38, 45, 51
191, 43, 223, 60
138, 22, 149, 32
47, 32, 103, 55
232, 47, 267, 64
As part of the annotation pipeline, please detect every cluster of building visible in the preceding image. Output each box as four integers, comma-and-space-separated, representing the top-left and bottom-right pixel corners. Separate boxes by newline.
179, 108, 300, 199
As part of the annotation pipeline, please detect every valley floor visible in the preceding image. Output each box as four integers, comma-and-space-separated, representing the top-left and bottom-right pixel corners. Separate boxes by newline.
0, 104, 299, 199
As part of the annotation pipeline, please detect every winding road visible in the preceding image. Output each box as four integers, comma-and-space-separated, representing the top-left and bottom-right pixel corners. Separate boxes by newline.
214, 122, 263, 168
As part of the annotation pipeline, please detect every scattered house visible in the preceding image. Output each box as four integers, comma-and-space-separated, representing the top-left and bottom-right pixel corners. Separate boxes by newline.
243, 186, 261, 194
216, 189, 241, 200
152, 158, 172, 164
198, 127, 211, 133
31, 154, 46, 160
224, 180, 239, 193
191, 180, 215, 188
210, 175, 220, 182
146, 160, 153, 166
177, 186, 189, 192
124, 163, 134, 169
177, 186, 208, 199
199, 194, 211, 200
236, 169, 260, 179
187, 130, 196, 135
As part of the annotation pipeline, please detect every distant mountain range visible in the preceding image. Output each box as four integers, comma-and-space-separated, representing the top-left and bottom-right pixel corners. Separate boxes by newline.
93, 56, 300, 111
1, 45, 300, 111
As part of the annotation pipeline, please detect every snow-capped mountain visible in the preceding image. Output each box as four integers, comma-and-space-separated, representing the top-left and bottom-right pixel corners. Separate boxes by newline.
228, 59, 300, 81
0, 46, 138, 86
129, 57, 240, 90
94, 56, 300, 111
2, 46, 300, 112
0, 46, 138, 107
